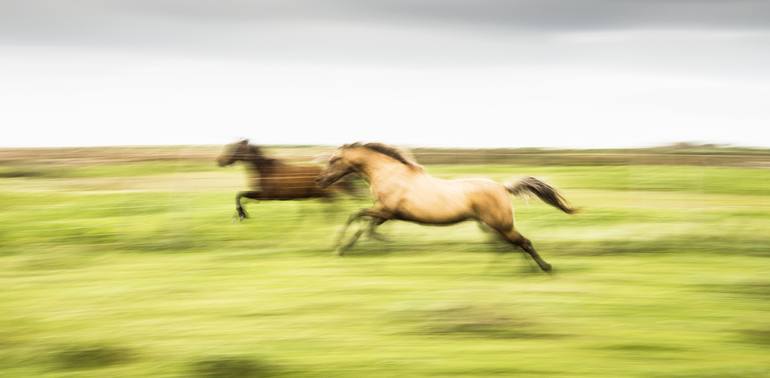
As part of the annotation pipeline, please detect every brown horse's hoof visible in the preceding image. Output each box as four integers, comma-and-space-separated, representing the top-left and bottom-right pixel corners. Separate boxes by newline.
540, 263, 553, 273
235, 207, 249, 220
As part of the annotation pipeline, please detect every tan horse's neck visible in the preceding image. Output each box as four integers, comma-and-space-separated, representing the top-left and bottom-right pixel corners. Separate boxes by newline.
349, 148, 418, 182
345, 147, 423, 203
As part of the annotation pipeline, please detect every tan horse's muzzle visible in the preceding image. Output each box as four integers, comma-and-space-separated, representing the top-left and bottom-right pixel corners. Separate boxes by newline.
315, 174, 331, 188
216, 156, 232, 167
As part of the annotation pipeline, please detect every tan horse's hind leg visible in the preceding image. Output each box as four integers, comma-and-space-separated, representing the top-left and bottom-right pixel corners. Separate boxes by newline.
499, 228, 552, 272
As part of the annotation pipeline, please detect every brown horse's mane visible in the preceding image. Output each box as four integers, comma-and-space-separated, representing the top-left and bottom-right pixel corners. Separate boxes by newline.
344, 142, 421, 169
247, 144, 279, 166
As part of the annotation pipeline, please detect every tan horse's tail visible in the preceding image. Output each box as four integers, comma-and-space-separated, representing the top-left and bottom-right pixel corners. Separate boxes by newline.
505, 177, 577, 214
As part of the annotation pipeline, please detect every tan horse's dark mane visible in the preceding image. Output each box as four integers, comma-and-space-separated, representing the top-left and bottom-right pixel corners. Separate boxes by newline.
344, 142, 419, 168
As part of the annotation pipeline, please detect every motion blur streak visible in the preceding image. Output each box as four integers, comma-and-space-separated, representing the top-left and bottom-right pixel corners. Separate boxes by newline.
0, 145, 768, 377
1, 1, 769, 377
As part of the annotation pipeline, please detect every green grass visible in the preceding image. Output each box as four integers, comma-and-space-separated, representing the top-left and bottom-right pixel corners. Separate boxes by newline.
0, 158, 768, 377
0, 161, 214, 179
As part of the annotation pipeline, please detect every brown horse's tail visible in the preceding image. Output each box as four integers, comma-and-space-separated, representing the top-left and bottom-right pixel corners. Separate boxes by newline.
505, 177, 577, 214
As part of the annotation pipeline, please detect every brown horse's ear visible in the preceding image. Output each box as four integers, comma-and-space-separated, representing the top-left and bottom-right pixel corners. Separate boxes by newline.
239, 139, 249, 145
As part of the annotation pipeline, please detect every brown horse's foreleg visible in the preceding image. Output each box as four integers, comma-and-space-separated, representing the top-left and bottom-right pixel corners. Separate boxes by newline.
235, 191, 261, 221
336, 208, 391, 255
500, 229, 552, 272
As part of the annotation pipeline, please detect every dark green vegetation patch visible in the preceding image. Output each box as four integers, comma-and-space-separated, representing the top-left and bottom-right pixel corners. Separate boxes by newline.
192, 357, 280, 378
54, 344, 134, 369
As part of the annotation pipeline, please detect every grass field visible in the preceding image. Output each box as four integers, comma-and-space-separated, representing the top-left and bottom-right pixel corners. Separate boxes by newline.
1, 148, 768, 377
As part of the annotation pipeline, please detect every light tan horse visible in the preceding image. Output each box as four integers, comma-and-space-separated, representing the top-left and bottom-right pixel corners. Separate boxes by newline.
315, 143, 576, 272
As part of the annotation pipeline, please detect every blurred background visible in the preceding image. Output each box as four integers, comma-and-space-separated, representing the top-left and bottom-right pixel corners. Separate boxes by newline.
2, 0, 769, 148
1, 1, 769, 377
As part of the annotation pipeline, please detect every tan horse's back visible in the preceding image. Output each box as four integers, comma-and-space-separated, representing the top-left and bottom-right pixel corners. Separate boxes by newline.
376, 170, 513, 227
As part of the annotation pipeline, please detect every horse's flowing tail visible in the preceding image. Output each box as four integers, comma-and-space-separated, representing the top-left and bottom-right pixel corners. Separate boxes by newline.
505, 177, 577, 214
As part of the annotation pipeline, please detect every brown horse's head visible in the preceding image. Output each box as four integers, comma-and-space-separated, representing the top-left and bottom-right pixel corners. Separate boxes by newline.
315, 147, 356, 188
217, 139, 258, 167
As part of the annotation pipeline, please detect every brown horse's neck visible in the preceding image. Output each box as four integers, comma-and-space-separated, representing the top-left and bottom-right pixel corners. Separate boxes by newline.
243, 147, 278, 176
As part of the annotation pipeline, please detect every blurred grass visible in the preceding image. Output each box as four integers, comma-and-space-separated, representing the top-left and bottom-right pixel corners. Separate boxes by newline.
0, 147, 768, 377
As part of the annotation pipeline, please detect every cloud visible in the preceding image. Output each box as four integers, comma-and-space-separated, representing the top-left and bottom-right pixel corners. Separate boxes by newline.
1, 1, 768, 148
0, 1, 767, 76
2, 1, 769, 48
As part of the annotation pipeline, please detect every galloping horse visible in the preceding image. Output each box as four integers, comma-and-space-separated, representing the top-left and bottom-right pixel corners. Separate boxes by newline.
217, 139, 356, 220
315, 142, 576, 272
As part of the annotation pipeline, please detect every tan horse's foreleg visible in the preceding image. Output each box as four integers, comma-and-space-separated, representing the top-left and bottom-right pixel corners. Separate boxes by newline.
336, 208, 391, 255
339, 229, 365, 254
366, 218, 389, 241
334, 210, 366, 248
500, 229, 552, 272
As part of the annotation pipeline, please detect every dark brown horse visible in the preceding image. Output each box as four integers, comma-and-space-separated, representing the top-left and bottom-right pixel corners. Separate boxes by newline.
217, 139, 356, 220
316, 142, 577, 272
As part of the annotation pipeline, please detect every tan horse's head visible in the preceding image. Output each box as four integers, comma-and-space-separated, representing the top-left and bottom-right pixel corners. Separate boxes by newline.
315, 143, 421, 188
315, 146, 357, 188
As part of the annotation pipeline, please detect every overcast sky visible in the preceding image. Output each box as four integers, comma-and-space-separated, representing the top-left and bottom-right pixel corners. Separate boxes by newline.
1, 0, 769, 148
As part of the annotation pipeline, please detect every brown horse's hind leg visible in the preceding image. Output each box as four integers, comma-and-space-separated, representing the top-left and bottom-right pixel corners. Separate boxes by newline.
500, 229, 552, 272
235, 191, 261, 221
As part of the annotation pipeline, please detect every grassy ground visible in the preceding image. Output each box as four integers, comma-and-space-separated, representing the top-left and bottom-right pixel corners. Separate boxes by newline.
0, 151, 768, 377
